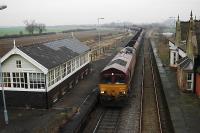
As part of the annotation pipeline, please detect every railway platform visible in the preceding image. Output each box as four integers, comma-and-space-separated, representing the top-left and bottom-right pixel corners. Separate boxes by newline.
151, 40, 200, 133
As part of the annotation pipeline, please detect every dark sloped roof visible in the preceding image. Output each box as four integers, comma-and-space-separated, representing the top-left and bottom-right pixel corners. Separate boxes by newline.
19, 38, 90, 69
44, 38, 89, 54
177, 56, 188, 64
180, 21, 189, 41
180, 59, 190, 68
177, 56, 193, 70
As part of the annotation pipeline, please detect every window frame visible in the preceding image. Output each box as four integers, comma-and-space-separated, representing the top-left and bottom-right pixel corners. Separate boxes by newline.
2, 72, 11, 87
76, 57, 80, 69
72, 59, 75, 72
48, 69, 55, 86
55, 66, 61, 82
12, 72, 28, 88
16, 60, 22, 68
29, 73, 45, 89
67, 61, 71, 74
187, 73, 193, 90
61, 63, 66, 78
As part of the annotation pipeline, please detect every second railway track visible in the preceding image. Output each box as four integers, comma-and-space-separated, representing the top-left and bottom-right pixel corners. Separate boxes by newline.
139, 37, 174, 133
140, 38, 162, 133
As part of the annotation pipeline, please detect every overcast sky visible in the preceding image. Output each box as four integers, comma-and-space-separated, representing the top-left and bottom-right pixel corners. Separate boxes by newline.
0, 0, 199, 26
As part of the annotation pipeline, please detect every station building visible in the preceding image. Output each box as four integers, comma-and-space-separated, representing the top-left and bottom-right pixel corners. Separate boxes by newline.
0, 37, 91, 108
168, 11, 200, 96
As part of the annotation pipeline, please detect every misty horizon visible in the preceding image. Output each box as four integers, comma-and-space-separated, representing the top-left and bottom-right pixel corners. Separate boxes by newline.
0, 0, 199, 26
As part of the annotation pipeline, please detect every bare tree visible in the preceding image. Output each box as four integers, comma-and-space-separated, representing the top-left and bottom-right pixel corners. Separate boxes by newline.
36, 23, 46, 34
24, 20, 37, 35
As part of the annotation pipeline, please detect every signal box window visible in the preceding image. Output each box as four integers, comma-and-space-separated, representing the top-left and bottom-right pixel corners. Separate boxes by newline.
16, 60, 22, 68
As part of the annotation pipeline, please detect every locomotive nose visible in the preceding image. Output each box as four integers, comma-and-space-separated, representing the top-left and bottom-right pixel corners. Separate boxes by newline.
111, 90, 116, 96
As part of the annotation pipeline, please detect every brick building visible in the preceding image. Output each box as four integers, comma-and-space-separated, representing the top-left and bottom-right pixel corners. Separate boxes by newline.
169, 11, 200, 96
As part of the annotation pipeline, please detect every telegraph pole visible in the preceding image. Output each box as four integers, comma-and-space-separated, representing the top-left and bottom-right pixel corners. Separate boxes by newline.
97, 18, 104, 54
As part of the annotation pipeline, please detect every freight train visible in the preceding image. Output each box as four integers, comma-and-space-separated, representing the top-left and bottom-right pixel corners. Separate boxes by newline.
98, 28, 144, 106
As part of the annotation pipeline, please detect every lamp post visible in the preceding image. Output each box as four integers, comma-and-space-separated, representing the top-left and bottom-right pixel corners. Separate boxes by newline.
0, 5, 8, 125
97, 18, 104, 54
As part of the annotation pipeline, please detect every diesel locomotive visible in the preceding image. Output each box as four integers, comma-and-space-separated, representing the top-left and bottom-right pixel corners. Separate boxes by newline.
98, 29, 144, 106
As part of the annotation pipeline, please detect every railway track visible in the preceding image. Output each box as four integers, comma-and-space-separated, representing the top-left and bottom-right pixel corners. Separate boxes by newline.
83, 32, 173, 133
92, 108, 122, 133
139, 38, 162, 133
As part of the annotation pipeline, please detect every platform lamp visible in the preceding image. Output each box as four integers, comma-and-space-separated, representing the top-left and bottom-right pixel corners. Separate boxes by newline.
0, 4, 9, 125
97, 18, 104, 54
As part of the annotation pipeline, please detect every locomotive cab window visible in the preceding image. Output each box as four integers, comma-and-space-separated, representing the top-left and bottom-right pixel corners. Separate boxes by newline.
101, 75, 112, 83
115, 75, 125, 84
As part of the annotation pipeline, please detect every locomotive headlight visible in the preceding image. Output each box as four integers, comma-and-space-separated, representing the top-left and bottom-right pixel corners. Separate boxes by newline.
122, 91, 126, 94
100, 90, 105, 94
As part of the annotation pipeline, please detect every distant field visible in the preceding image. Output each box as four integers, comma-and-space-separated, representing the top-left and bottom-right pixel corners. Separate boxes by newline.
0, 27, 27, 36
0, 25, 97, 37
0, 27, 123, 57
163, 27, 175, 33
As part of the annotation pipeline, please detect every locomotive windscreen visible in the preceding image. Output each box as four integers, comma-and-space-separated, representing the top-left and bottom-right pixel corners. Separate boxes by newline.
115, 74, 126, 83
101, 74, 126, 84
101, 74, 112, 83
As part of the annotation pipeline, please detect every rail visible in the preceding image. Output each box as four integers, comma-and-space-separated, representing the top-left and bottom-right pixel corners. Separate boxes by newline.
139, 42, 144, 133
92, 108, 121, 133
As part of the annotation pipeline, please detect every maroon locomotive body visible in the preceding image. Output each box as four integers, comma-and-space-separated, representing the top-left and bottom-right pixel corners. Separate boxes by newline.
99, 29, 144, 106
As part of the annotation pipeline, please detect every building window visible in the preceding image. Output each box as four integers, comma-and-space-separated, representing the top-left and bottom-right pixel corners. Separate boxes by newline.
55, 66, 61, 82
72, 59, 75, 72
61, 63, 66, 78
80, 56, 84, 66
85, 53, 88, 62
76, 57, 80, 69
67, 61, 71, 74
16, 60, 22, 68
173, 52, 176, 65
13, 72, 28, 88
13, 73, 20, 88
2, 72, 11, 87
187, 82, 192, 90
29, 73, 45, 89
187, 73, 193, 90
48, 70, 54, 87
187, 73, 192, 80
